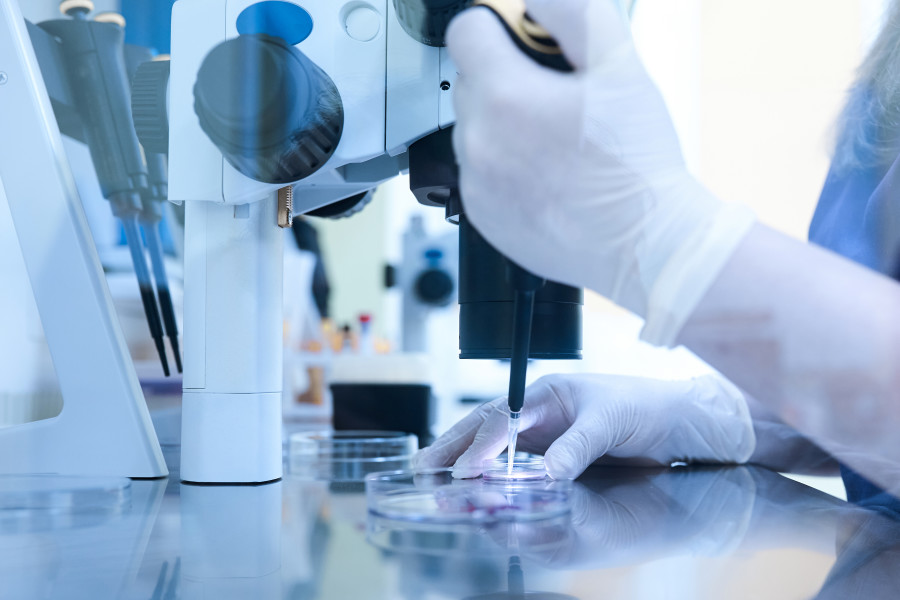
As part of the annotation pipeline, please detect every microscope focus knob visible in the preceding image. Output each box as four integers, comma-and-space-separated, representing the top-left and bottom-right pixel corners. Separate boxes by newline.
415, 268, 454, 306
194, 34, 343, 184
392, 0, 471, 46
131, 59, 170, 155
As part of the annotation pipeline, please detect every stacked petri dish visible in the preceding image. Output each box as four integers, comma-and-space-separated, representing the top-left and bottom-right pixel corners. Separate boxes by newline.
288, 430, 418, 482
482, 456, 549, 482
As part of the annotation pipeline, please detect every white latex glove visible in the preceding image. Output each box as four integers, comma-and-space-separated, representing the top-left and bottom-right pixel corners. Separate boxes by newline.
413, 373, 756, 479
447, 0, 755, 346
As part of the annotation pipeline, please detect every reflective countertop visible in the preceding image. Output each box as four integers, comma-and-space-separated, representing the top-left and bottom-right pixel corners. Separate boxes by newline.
2, 445, 898, 600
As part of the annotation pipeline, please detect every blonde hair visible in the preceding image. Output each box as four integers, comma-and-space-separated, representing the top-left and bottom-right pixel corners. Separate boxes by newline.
834, 1, 900, 173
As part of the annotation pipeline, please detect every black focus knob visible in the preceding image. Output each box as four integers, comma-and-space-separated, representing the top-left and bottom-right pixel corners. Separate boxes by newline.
392, 0, 471, 46
131, 59, 170, 155
193, 34, 343, 184
415, 268, 455, 306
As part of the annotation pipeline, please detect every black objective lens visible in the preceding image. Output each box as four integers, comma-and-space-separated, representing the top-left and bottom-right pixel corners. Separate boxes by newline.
458, 215, 582, 359
408, 129, 583, 361
194, 34, 343, 184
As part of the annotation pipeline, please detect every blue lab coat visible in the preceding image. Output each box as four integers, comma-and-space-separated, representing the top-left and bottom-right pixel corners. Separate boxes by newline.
809, 152, 900, 515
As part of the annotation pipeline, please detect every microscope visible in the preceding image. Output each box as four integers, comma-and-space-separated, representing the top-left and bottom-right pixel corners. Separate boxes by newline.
146, 0, 582, 483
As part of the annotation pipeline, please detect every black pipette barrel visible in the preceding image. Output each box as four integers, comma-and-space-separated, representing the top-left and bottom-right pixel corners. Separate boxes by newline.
121, 214, 170, 376
507, 264, 544, 414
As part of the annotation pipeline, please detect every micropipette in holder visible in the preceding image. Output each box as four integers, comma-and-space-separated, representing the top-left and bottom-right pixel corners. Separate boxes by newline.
125, 50, 182, 373
127, 47, 183, 374
39, 4, 173, 375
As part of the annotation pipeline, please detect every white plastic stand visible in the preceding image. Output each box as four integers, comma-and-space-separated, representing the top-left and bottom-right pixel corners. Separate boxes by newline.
0, 0, 167, 478
180, 199, 283, 483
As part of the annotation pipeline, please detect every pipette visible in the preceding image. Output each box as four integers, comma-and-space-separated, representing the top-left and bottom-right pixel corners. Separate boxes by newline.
128, 48, 182, 373
43, 5, 174, 375
141, 154, 182, 373
506, 264, 543, 475
142, 214, 181, 373
120, 213, 170, 376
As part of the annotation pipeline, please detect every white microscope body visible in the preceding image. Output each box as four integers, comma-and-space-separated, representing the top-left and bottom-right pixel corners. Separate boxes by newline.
169, 0, 456, 482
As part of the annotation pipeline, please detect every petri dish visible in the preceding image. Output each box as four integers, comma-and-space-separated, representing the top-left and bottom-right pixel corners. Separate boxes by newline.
482, 456, 548, 482
289, 430, 417, 482
0, 475, 132, 534
0, 475, 131, 511
366, 468, 572, 524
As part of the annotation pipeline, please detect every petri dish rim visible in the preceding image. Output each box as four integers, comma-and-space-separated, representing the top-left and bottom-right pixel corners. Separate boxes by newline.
482, 456, 548, 482
365, 468, 572, 524
290, 430, 418, 459
289, 431, 418, 482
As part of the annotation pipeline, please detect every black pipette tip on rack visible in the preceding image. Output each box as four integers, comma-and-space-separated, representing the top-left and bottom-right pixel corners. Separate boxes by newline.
170, 336, 182, 374
154, 284, 182, 373
139, 283, 171, 377
152, 335, 171, 378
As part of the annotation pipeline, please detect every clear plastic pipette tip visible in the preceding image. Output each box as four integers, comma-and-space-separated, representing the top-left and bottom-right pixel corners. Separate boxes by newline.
507, 411, 521, 476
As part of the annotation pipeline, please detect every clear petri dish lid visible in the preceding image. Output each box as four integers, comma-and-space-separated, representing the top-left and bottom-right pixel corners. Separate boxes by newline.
0, 475, 131, 511
482, 456, 548, 482
289, 430, 418, 482
365, 468, 572, 524
0, 475, 132, 534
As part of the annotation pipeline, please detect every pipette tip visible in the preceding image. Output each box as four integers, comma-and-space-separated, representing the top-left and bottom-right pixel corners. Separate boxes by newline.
153, 336, 170, 377
507, 413, 521, 476
169, 336, 183, 373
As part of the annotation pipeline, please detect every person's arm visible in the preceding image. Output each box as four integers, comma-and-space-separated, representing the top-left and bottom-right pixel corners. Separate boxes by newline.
679, 224, 900, 490
744, 391, 838, 475
445, 0, 897, 489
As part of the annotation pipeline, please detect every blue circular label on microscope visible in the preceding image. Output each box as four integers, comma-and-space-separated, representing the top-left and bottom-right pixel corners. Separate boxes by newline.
237, 1, 314, 46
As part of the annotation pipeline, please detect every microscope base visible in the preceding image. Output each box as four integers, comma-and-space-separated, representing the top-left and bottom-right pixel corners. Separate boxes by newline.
181, 391, 282, 484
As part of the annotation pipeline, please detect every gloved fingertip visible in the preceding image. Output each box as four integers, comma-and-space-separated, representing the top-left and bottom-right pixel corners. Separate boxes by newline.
446, 6, 529, 77
411, 448, 429, 471
451, 464, 483, 479
543, 454, 579, 481
446, 5, 496, 40
545, 467, 577, 481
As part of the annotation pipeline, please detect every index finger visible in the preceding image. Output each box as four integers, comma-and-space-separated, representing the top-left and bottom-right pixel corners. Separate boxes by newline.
414, 397, 507, 471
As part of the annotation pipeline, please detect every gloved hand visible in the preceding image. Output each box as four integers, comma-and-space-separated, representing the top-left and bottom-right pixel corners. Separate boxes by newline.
413, 373, 756, 479
447, 0, 755, 346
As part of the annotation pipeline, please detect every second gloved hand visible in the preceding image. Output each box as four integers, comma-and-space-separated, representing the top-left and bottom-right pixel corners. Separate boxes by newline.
414, 373, 756, 479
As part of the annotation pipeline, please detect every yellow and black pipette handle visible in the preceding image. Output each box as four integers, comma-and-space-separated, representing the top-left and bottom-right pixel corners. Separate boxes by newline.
473, 0, 574, 72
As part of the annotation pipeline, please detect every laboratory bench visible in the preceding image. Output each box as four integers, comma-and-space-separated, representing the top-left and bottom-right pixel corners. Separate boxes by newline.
2, 443, 898, 600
